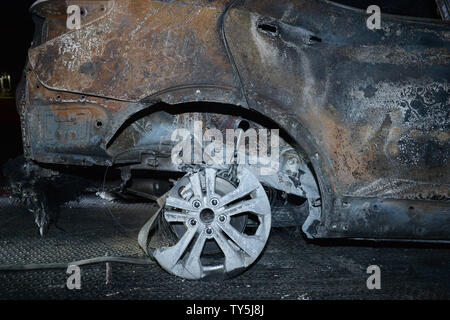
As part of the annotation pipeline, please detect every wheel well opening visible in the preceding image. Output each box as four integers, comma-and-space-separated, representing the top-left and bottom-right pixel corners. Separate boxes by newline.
106, 101, 311, 164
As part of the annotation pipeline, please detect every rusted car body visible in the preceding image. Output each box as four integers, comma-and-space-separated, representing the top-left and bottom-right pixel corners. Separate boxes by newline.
16, 0, 449, 252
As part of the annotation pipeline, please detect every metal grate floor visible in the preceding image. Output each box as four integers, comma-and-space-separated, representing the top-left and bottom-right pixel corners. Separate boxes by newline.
0, 194, 449, 300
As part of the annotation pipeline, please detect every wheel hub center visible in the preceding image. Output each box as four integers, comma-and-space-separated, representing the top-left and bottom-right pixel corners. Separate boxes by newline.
200, 208, 215, 224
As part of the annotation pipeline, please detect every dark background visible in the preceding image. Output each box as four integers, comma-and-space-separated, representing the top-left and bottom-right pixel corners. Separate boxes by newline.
335, 0, 440, 18
0, 1, 35, 88
0, 0, 442, 168
0, 1, 35, 168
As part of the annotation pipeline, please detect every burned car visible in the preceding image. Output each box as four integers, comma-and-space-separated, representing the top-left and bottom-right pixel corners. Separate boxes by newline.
6, 0, 450, 279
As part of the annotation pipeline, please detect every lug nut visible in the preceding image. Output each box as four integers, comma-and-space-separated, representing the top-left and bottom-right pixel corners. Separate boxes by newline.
192, 200, 201, 209
189, 219, 197, 226
206, 227, 213, 235
210, 198, 219, 206
218, 215, 226, 223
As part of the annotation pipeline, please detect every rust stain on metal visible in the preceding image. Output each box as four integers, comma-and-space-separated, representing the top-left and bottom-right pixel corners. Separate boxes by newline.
29, 0, 239, 101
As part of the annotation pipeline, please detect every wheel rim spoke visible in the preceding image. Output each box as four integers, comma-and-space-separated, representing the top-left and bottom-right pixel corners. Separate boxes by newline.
214, 230, 244, 272
205, 168, 216, 197
189, 173, 203, 198
219, 171, 260, 207
183, 233, 207, 278
220, 198, 269, 217
164, 210, 188, 223
154, 225, 197, 269
218, 222, 263, 259
166, 196, 192, 211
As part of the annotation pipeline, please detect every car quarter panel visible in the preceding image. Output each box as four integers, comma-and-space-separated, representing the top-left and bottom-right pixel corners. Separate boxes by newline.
225, 0, 449, 200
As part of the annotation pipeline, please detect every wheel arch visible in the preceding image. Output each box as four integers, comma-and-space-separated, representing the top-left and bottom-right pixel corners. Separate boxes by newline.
105, 90, 338, 239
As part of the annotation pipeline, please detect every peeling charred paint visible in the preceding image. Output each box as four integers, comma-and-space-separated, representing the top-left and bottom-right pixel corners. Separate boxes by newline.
224, 0, 449, 198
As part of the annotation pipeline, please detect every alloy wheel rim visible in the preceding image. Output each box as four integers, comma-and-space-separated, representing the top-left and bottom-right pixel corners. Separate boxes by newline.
154, 167, 271, 279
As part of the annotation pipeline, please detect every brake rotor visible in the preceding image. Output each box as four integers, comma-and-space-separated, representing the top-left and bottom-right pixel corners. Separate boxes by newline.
153, 167, 271, 280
